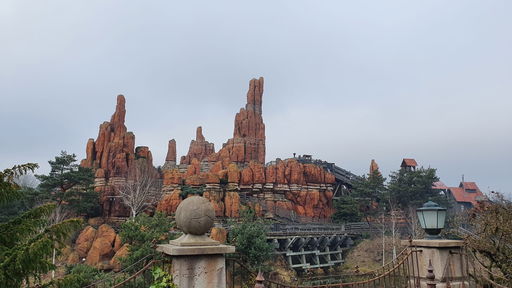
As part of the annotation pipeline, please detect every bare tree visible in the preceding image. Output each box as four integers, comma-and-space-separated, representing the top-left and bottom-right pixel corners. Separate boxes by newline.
48, 205, 72, 279
117, 161, 162, 218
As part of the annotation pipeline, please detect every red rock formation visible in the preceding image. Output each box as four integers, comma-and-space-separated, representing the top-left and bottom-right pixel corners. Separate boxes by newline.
370, 159, 380, 175
75, 226, 97, 258
110, 244, 129, 272
210, 227, 228, 243
166, 139, 177, 163
156, 190, 182, 214
80, 95, 159, 217
209, 78, 265, 164
163, 169, 183, 186
180, 127, 215, 165
224, 192, 240, 217
85, 224, 117, 267
227, 163, 240, 183
203, 191, 225, 217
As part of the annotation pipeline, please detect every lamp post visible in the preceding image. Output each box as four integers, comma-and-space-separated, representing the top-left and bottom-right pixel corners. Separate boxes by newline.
416, 201, 447, 239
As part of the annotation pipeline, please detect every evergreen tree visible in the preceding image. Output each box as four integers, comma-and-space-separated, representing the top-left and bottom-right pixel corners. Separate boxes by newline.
352, 170, 387, 219
119, 212, 173, 272
37, 151, 99, 218
332, 196, 362, 223
228, 208, 273, 270
387, 167, 443, 210
0, 163, 82, 287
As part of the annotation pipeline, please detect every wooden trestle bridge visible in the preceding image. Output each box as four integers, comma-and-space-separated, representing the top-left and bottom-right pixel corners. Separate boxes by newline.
267, 223, 372, 270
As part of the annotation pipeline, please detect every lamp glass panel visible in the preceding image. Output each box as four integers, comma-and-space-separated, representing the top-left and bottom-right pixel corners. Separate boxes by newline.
422, 210, 439, 229
436, 210, 446, 229
417, 211, 426, 228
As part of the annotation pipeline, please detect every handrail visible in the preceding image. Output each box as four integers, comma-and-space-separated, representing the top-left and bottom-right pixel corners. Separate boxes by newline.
111, 260, 158, 288
227, 248, 421, 288
83, 253, 156, 288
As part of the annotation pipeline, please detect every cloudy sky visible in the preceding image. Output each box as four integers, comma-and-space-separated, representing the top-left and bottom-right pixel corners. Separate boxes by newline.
1, 1, 511, 195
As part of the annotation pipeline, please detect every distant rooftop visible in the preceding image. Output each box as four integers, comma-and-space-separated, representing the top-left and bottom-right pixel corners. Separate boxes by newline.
401, 158, 418, 168
449, 182, 485, 206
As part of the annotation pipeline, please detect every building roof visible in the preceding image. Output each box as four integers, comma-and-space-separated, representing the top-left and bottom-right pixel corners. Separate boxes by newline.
448, 183, 485, 207
432, 181, 448, 190
401, 158, 418, 167
460, 182, 479, 191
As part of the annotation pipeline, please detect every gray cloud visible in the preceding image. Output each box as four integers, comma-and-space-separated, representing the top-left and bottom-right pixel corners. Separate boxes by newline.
1, 0, 511, 195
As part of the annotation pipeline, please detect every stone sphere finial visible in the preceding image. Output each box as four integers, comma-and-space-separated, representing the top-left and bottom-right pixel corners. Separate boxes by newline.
175, 196, 215, 235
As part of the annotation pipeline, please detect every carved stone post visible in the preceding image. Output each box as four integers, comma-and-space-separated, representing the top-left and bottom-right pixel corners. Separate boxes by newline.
157, 196, 235, 288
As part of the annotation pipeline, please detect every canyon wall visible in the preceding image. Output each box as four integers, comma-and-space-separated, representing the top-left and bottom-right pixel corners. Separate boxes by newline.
81, 78, 336, 221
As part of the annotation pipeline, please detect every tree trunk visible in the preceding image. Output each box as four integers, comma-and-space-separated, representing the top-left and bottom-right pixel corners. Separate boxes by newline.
51, 247, 56, 279
382, 213, 385, 266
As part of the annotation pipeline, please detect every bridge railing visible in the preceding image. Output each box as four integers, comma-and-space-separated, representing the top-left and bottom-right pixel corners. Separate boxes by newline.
227, 248, 423, 288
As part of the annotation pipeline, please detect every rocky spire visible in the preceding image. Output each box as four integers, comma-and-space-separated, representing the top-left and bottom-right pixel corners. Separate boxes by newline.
210, 77, 266, 164
166, 139, 177, 162
80, 95, 160, 217
370, 159, 380, 175
196, 126, 205, 142
180, 126, 215, 165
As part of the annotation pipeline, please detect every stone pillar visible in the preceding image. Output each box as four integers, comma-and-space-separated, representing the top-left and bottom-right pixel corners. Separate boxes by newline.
157, 244, 235, 288
403, 239, 468, 288
157, 196, 235, 288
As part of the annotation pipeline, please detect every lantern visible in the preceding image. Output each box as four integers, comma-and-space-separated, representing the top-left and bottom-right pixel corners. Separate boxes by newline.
416, 201, 447, 239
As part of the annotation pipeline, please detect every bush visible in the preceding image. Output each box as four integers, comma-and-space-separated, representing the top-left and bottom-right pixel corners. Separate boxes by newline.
119, 212, 174, 272
228, 208, 274, 270
45, 264, 107, 288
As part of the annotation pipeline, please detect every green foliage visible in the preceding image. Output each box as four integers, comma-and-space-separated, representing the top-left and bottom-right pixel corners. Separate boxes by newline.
45, 264, 107, 288
332, 196, 363, 223
353, 170, 387, 219
37, 151, 94, 194
0, 163, 39, 205
36, 151, 98, 218
228, 208, 274, 270
119, 213, 174, 272
0, 163, 82, 287
150, 266, 177, 288
387, 167, 444, 210
64, 189, 100, 218
0, 187, 47, 223
179, 185, 204, 198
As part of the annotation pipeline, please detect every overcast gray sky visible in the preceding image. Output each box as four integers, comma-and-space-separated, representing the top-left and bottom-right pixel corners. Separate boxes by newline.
1, 1, 511, 195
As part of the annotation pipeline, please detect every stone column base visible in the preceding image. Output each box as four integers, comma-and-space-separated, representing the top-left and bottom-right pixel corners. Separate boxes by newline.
157, 244, 235, 288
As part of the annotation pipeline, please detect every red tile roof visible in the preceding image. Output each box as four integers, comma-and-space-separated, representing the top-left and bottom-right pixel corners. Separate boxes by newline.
432, 181, 448, 190
401, 158, 418, 167
448, 184, 485, 207
460, 182, 479, 191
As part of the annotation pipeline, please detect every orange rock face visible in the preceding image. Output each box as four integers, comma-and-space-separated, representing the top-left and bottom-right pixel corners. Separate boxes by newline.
209, 78, 266, 164
180, 127, 215, 165
166, 139, 177, 162
284, 189, 333, 219
80, 95, 159, 217
156, 190, 182, 215
84, 224, 118, 267
227, 163, 240, 183
75, 226, 97, 258
110, 244, 130, 272
370, 159, 380, 175
210, 227, 228, 244
163, 169, 183, 185
224, 192, 240, 217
